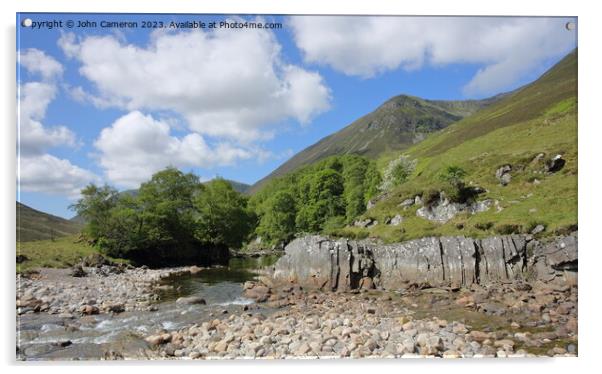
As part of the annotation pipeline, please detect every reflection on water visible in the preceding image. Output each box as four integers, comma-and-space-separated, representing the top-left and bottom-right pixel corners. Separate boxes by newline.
158, 254, 280, 302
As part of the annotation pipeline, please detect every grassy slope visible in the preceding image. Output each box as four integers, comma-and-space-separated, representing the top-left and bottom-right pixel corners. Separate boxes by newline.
17, 202, 82, 242
249, 94, 501, 194
340, 50, 577, 242
17, 235, 98, 272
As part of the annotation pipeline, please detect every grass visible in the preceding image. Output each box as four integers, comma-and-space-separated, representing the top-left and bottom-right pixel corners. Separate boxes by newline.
16, 235, 127, 273
338, 51, 577, 243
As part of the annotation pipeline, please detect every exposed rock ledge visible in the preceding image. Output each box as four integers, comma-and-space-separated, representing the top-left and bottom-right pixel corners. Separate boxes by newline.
272, 233, 577, 290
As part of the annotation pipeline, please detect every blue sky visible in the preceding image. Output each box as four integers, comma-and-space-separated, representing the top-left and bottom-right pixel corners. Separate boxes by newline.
16, 13, 577, 218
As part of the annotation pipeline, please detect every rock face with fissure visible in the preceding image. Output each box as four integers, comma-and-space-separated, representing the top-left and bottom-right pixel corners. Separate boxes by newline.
272, 233, 577, 290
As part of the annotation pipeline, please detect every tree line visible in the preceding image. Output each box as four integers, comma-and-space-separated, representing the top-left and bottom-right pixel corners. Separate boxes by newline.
72, 155, 381, 265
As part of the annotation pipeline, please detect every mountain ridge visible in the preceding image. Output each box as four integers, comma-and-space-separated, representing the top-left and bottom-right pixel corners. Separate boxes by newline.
248, 92, 506, 194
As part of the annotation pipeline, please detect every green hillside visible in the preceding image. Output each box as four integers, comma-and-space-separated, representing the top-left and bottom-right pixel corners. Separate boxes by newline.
17, 202, 82, 242
340, 50, 577, 242
248, 94, 502, 194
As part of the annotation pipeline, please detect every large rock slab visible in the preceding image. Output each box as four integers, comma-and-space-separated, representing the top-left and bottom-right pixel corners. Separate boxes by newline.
530, 233, 577, 284
272, 233, 577, 290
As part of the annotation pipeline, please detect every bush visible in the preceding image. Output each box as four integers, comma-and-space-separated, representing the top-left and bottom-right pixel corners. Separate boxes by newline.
474, 222, 494, 231
422, 189, 441, 208
495, 223, 523, 235
380, 156, 417, 192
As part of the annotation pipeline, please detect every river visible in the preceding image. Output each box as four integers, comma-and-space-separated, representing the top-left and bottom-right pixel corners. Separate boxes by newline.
17, 255, 280, 360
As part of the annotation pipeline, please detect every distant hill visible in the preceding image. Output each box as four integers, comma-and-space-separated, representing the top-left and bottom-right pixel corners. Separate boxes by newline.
17, 202, 82, 242
224, 180, 251, 194
248, 94, 503, 194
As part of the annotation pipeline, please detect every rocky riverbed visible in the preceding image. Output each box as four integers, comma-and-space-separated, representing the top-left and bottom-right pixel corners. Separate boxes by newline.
144, 278, 577, 359
16, 237, 578, 360
17, 265, 204, 317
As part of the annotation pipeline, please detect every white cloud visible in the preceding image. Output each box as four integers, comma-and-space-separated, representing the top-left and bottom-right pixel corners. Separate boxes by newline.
17, 48, 99, 198
19, 154, 100, 198
94, 111, 260, 188
59, 24, 331, 143
289, 16, 576, 96
18, 82, 76, 155
19, 48, 63, 80
18, 49, 76, 156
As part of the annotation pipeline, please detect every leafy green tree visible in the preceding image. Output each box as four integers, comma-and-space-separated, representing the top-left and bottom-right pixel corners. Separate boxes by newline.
249, 155, 381, 245
194, 178, 253, 249
135, 167, 200, 250
296, 168, 345, 232
256, 190, 297, 244
69, 184, 119, 242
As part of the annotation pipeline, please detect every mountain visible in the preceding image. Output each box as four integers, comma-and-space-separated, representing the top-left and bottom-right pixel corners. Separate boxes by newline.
248, 93, 504, 194
224, 180, 251, 194
17, 202, 82, 242
351, 49, 577, 241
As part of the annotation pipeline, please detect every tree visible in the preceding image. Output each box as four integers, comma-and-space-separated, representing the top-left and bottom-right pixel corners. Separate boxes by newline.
256, 190, 297, 244
249, 154, 381, 245
69, 184, 119, 242
135, 167, 201, 250
194, 178, 253, 249
296, 168, 345, 232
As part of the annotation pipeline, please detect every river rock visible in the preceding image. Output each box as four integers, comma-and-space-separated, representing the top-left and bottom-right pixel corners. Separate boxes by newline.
70, 264, 87, 277
80, 305, 99, 315
107, 303, 125, 313
82, 253, 113, 268
243, 285, 270, 302
176, 296, 206, 305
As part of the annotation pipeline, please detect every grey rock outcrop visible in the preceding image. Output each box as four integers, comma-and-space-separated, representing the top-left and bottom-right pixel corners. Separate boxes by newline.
272, 233, 577, 291
416, 194, 492, 223
529, 234, 577, 284
389, 214, 403, 226
495, 165, 512, 186
546, 154, 566, 173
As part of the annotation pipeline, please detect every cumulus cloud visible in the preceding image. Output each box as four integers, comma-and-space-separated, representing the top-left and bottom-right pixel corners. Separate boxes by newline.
19, 154, 100, 198
18, 50, 76, 155
18, 81, 76, 155
289, 16, 576, 96
59, 24, 331, 143
18, 48, 98, 197
19, 48, 64, 80
94, 111, 259, 188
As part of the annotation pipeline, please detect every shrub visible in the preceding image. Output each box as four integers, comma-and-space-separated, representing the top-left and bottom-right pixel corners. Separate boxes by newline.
495, 223, 523, 235
474, 222, 494, 231
380, 155, 417, 192
422, 189, 441, 208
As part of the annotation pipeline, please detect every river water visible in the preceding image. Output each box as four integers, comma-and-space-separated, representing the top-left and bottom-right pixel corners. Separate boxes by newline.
17, 255, 280, 360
